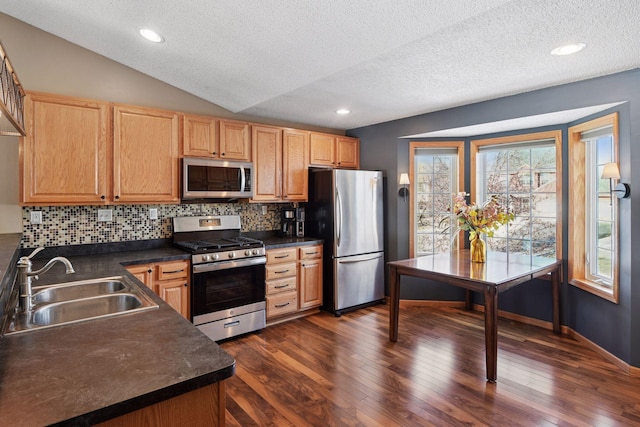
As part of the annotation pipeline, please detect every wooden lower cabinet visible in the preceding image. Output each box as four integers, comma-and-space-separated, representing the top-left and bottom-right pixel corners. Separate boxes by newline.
125, 260, 190, 319
265, 244, 322, 323
95, 381, 225, 427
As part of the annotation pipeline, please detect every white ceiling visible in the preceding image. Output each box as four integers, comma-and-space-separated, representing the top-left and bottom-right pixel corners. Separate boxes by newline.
1, 0, 639, 130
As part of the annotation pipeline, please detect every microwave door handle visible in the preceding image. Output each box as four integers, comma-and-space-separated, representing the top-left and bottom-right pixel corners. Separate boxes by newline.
239, 167, 246, 192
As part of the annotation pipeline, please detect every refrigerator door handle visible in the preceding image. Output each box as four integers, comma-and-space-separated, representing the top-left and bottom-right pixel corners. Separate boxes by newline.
336, 187, 342, 247
338, 254, 382, 263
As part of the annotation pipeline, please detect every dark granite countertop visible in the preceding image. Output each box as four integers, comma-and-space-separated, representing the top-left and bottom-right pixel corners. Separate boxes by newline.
0, 242, 235, 427
261, 236, 324, 249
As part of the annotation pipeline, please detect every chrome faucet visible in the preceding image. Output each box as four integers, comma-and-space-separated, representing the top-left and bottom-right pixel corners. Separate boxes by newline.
17, 247, 75, 312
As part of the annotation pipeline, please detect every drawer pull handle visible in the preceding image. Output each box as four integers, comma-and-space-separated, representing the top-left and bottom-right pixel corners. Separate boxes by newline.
224, 320, 240, 328
275, 302, 290, 308
275, 269, 290, 274
305, 251, 318, 255
274, 284, 290, 289
164, 269, 185, 274
274, 255, 290, 259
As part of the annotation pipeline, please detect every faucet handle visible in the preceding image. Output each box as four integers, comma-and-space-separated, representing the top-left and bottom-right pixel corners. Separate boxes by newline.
26, 247, 45, 259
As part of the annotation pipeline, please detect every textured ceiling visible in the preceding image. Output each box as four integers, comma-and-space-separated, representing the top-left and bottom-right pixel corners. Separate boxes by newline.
1, 0, 639, 130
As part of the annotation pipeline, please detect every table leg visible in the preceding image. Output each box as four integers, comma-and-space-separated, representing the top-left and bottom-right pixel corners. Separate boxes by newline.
484, 285, 498, 382
389, 265, 400, 342
465, 290, 473, 310
551, 265, 561, 334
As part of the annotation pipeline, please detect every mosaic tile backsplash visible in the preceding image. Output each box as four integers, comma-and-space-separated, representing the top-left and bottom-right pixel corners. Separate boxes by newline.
21, 202, 283, 248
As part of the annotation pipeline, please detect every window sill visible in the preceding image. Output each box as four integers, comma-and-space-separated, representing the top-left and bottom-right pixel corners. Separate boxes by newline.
569, 278, 618, 304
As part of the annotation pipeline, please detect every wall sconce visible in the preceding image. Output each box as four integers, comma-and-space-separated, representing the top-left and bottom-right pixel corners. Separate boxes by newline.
601, 163, 630, 203
398, 173, 410, 202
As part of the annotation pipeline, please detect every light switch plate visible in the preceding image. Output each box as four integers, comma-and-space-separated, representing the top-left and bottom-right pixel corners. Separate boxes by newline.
98, 209, 113, 222
261, 206, 268, 215
149, 208, 158, 220
30, 211, 43, 224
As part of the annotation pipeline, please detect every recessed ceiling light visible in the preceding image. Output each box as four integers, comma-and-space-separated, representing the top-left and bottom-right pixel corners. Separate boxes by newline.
551, 42, 586, 56
336, 109, 351, 115
138, 28, 164, 43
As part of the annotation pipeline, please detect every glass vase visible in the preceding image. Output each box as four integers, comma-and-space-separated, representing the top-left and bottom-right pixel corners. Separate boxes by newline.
470, 234, 486, 263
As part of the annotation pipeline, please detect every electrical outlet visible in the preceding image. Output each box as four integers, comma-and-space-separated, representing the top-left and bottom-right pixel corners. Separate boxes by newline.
261, 206, 268, 215
97, 209, 113, 222
149, 208, 158, 220
30, 211, 43, 224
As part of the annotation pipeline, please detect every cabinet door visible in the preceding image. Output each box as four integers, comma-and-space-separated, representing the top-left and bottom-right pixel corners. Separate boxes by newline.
335, 136, 359, 169
125, 264, 154, 289
309, 133, 335, 167
21, 93, 110, 205
282, 129, 309, 201
113, 105, 179, 203
157, 279, 189, 319
299, 258, 322, 310
252, 125, 282, 202
219, 120, 251, 161
182, 114, 218, 157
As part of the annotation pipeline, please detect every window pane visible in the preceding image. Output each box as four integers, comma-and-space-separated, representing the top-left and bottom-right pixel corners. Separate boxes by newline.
413, 150, 459, 256
477, 140, 557, 262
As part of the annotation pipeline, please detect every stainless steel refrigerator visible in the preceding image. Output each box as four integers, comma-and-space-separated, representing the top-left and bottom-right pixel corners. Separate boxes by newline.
307, 168, 385, 315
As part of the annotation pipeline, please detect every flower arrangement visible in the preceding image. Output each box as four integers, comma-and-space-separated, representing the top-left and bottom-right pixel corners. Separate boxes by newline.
449, 192, 514, 240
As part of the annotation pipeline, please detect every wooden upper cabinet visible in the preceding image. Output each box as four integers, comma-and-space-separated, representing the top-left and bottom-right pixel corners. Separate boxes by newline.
282, 129, 309, 201
309, 133, 335, 167
252, 126, 309, 203
182, 114, 218, 158
252, 125, 282, 202
309, 132, 359, 169
113, 105, 180, 203
21, 92, 110, 205
219, 120, 251, 161
335, 136, 359, 169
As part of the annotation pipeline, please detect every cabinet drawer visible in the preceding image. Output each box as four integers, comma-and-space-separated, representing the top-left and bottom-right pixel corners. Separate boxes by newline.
265, 262, 297, 280
266, 291, 298, 317
266, 248, 297, 264
299, 245, 322, 260
266, 277, 297, 295
156, 261, 189, 281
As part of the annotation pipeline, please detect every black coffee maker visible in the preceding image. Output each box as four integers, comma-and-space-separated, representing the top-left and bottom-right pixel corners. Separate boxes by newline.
281, 208, 296, 237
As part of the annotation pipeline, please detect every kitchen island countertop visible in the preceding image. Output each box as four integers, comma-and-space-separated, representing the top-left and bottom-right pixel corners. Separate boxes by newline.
0, 240, 235, 427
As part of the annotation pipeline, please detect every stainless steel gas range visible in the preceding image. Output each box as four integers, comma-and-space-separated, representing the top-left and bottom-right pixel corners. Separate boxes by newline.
172, 215, 266, 341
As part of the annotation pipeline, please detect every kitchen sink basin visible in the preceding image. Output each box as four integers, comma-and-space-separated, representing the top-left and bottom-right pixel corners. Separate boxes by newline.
5, 275, 158, 334
32, 294, 145, 326
33, 278, 128, 303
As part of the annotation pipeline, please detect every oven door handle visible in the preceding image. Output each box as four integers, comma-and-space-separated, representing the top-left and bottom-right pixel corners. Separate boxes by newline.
193, 256, 267, 273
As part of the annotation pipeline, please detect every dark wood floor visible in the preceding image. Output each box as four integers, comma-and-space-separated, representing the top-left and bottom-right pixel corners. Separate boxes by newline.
220, 304, 640, 426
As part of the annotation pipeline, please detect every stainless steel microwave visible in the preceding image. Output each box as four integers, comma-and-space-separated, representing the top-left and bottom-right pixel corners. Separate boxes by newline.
182, 158, 253, 200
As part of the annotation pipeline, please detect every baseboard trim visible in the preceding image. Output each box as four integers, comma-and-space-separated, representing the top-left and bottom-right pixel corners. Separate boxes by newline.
397, 298, 638, 376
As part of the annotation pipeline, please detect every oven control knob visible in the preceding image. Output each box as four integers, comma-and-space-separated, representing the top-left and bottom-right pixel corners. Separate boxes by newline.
228, 252, 235, 259
252, 249, 259, 255
211, 253, 219, 261
245, 250, 251, 256
202, 255, 211, 262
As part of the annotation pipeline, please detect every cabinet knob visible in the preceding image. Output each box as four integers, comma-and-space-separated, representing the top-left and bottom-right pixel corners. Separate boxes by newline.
115, 195, 120, 200
100, 195, 105, 200
212, 151, 216, 155
147, 269, 152, 274
184, 283, 188, 287
221, 152, 225, 156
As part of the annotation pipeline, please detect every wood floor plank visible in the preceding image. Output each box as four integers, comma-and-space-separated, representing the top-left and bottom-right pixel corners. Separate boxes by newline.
221, 305, 640, 426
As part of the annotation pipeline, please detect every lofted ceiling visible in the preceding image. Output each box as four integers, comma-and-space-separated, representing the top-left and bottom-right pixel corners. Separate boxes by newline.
1, 0, 639, 130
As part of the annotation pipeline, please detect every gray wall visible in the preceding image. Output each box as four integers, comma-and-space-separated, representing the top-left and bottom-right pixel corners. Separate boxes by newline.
348, 69, 640, 367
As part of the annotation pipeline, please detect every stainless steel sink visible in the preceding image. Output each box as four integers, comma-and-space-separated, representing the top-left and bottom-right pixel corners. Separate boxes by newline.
5, 275, 158, 334
32, 294, 144, 326
33, 278, 127, 303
